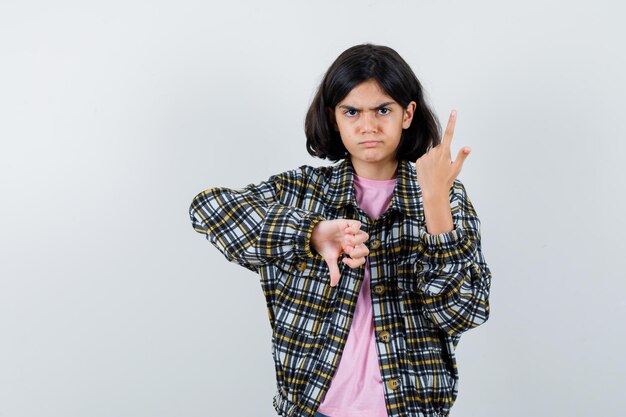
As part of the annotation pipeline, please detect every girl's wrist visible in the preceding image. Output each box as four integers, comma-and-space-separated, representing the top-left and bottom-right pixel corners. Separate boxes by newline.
421, 190, 454, 234
421, 188, 449, 202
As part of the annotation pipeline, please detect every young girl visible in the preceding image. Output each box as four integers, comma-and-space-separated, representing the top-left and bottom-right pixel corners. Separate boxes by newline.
189, 43, 492, 417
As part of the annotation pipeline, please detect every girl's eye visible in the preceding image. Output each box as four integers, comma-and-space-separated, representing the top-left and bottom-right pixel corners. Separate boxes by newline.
343, 108, 390, 117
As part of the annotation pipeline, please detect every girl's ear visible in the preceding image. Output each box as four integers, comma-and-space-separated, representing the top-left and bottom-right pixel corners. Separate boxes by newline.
402, 101, 417, 129
326, 107, 338, 131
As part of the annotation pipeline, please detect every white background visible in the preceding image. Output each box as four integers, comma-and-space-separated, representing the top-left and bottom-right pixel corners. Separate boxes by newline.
1, 1, 625, 416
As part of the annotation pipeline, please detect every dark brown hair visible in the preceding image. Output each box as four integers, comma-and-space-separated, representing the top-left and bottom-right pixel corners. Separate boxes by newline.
305, 43, 441, 162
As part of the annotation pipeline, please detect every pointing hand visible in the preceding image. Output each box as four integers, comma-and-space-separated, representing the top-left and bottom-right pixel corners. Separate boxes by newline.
414, 110, 471, 197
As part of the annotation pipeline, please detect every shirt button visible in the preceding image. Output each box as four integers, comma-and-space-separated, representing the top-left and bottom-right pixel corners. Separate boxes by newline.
387, 378, 401, 390
297, 261, 307, 272
370, 239, 381, 250
378, 330, 391, 343
373, 284, 386, 295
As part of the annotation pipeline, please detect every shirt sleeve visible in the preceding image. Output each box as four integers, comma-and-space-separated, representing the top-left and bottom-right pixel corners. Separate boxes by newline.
189, 169, 326, 274
413, 179, 492, 337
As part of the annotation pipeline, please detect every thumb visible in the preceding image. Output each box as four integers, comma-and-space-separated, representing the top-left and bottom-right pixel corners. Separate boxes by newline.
326, 255, 341, 287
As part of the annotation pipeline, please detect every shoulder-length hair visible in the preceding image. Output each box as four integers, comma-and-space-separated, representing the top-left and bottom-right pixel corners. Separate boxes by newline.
305, 43, 441, 162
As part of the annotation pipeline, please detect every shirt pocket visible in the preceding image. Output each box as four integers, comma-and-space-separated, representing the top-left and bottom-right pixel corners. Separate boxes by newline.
405, 348, 456, 417
395, 264, 420, 293
272, 256, 337, 337
393, 216, 425, 266
271, 324, 320, 402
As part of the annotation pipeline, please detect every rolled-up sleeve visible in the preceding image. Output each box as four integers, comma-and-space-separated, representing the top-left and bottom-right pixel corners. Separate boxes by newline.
413, 179, 492, 337
189, 170, 326, 273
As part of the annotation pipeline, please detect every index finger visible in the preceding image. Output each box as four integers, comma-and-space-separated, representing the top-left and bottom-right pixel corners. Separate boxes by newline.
442, 109, 457, 148
344, 220, 362, 235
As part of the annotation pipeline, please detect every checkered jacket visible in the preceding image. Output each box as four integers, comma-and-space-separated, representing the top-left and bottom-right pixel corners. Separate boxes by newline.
189, 158, 492, 417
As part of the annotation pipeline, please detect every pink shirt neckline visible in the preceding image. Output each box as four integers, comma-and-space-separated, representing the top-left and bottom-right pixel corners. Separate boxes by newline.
353, 173, 398, 185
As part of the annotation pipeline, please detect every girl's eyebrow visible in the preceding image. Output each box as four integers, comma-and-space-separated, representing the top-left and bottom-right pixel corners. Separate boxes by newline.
338, 101, 396, 111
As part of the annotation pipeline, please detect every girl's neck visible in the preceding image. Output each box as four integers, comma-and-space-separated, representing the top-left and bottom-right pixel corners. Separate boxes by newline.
350, 157, 399, 180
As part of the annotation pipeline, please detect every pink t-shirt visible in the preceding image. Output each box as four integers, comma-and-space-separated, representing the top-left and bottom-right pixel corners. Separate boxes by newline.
317, 172, 397, 417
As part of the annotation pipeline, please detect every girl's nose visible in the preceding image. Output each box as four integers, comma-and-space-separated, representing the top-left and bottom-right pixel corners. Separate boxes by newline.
360, 112, 378, 134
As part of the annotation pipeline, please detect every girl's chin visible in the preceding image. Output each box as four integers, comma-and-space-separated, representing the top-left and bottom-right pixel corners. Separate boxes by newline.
354, 150, 391, 162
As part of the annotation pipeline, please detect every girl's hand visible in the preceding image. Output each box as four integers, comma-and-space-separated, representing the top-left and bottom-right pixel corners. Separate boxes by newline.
414, 110, 471, 198
310, 219, 369, 287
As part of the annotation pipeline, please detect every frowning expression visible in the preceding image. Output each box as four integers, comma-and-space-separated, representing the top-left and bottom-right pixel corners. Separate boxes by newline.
334, 79, 415, 167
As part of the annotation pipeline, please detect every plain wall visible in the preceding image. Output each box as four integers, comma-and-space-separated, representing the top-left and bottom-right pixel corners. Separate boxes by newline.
1, 0, 625, 416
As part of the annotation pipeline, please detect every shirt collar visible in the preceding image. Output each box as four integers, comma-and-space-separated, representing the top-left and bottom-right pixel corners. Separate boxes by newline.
324, 158, 420, 217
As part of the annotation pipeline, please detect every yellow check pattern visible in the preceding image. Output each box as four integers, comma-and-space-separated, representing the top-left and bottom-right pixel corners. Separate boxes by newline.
189, 158, 492, 417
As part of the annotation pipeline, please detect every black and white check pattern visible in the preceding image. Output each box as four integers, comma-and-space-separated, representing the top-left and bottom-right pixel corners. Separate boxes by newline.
189, 158, 492, 417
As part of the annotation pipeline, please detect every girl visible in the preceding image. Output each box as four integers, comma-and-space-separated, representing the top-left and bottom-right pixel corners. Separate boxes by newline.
189, 43, 492, 417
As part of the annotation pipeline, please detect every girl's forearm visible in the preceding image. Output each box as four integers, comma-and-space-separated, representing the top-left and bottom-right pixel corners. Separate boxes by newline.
422, 192, 454, 235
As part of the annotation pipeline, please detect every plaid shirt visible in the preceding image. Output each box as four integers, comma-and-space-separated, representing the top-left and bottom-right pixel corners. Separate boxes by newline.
189, 158, 492, 417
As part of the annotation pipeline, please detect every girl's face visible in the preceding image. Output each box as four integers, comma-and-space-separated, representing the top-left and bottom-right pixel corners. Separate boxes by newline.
333, 79, 415, 171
